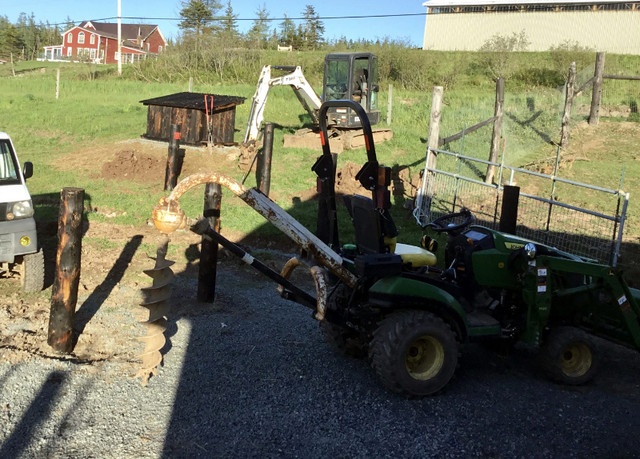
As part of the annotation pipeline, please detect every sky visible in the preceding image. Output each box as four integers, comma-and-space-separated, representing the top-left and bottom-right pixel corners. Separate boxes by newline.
2, 0, 429, 47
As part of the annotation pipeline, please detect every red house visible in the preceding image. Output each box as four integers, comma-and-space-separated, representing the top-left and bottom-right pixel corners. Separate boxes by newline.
42, 21, 167, 64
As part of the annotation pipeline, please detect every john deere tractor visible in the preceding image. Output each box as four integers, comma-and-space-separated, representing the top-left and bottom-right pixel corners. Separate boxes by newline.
163, 99, 640, 397
311, 100, 640, 396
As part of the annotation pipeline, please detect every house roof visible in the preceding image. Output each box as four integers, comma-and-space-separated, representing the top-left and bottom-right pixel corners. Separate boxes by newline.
81, 21, 159, 41
423, 0, 628, 6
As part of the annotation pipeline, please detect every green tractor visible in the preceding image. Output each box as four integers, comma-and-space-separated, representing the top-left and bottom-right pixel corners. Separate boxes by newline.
311, 100, 640, 396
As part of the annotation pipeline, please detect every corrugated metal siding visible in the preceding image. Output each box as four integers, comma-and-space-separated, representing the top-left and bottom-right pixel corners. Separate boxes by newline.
422, 10, 640, 53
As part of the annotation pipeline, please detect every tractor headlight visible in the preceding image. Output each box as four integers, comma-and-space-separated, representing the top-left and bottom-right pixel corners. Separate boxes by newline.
6, 200, 34, 220
524, 242, 537, 259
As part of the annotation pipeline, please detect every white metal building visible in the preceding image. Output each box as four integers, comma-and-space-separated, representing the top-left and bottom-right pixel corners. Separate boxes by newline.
422, 1, 640, 54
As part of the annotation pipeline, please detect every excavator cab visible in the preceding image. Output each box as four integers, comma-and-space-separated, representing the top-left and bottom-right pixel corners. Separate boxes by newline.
323, 53, 380, 128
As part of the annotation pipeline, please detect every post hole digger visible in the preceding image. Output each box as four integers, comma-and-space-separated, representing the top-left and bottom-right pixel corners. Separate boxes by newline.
150, 100, 640, 397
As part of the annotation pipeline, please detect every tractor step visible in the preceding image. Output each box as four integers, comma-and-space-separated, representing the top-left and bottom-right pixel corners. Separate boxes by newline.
466, 311, 501, 337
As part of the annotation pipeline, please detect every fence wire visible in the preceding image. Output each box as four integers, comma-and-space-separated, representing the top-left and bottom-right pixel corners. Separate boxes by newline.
414, 148, 629, 265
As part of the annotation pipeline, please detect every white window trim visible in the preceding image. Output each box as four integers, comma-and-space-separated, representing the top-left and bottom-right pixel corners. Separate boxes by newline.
78, 32, 85, 44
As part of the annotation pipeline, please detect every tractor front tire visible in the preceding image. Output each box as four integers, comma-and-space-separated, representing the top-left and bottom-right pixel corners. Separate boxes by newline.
19, 250, 45, 293
541, 326, 599, 385
369, 310, 459, 397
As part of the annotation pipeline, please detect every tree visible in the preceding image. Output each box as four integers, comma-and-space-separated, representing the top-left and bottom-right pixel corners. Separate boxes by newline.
0, 17, 24, 60
179, 0, 222, 37
218, 0, 240, 42
278, 14, 297, 47
16, 12, 40, 60
179, 0, 222, 59
479, 30, 530, 80
300, 5, 324, 50
246, 4, 270, 49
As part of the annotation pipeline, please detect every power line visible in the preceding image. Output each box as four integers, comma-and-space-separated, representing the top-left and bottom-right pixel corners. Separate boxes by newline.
33, 12, 427, 28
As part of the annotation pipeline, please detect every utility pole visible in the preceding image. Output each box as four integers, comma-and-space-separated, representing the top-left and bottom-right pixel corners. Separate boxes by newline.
117, 0, 122, 75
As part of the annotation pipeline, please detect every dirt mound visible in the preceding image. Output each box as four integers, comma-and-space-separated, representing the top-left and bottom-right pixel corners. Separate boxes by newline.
100, 149, 164, 182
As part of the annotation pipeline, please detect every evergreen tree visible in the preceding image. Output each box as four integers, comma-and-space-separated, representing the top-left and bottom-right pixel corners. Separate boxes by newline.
219, 0, 240, 42
246, 5, 270, 49
0, 19, 23, 60
179, 0, 222, 37
179, 0, 222, 55
278, 14, 296, 47
300, 5, 324, 50
16, 13, 40, 60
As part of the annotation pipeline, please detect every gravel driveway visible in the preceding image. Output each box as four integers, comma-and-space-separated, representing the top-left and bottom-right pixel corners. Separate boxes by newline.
2, 248, 640, 458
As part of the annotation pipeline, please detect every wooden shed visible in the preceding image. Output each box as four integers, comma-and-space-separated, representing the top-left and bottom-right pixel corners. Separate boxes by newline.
140, 92, 245, 146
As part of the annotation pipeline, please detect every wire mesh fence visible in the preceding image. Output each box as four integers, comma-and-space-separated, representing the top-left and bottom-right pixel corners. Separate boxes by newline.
414, 148, 629, 266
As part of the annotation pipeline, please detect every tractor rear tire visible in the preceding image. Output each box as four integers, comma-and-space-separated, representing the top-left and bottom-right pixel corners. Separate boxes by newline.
19, 250, 45, 293
541, 326, 599, 385
369, 310, 459, 397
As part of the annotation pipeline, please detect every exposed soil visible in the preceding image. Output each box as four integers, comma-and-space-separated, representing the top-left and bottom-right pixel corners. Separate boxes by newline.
1, 129, 638, 385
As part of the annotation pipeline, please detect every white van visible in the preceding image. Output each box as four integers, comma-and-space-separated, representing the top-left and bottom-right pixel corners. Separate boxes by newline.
0, 132, 44, 292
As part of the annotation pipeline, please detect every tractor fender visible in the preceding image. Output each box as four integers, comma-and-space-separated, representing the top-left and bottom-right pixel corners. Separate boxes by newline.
367, 276, 469, 341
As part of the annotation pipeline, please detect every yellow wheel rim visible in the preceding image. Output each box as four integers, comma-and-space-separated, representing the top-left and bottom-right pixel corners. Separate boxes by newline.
560, 343, 592, 378
405, 336, 445, 380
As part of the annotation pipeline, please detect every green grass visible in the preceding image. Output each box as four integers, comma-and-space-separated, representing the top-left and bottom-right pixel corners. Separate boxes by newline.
1, 60, 637, 267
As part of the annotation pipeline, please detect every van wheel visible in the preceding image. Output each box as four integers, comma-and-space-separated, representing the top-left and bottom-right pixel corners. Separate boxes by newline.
19, 250, 44, 292
541, 326, 599, 385
370, 311, 458, 396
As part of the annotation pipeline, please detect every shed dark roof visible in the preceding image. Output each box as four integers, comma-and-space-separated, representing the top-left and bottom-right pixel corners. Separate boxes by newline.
140, 92, 245, 110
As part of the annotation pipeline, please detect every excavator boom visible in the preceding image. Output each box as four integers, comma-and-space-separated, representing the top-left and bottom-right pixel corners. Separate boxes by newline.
244, 65, 322, 144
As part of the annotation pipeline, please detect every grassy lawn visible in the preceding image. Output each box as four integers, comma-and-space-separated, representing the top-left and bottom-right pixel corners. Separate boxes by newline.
1, 61, 637, 281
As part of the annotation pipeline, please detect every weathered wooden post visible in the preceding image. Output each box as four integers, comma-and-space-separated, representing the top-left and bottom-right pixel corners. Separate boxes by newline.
423, 86, 443, 214
164, 124, 182, 191
387, 84, 393, 125
48, 187, 84, 353
56, 68, 60, 100
589, 52, 605, 126
197, 183, 222, 303
560, 62, 577, 149
257, 122, 274, 196
486, 77, 505, 184
427, 86, 443, 171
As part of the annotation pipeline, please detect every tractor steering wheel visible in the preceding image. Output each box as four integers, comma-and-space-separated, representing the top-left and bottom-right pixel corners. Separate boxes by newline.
427, 208, 474, 234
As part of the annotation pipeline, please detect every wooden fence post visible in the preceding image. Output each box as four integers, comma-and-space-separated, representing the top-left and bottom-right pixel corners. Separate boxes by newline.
257, 123, 274, 196
387, 84, 393, 125
424, 86, 443, 209
197, 183, 221, 303
486, 77, 504, 184
48, 187, 84, 353
589, 52, 605, 126
427, 86, 443, 171
164, 124, 182, 191
560, 62, 577, 149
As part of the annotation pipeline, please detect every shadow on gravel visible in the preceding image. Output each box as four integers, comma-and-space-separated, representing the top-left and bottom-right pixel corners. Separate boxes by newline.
0, 371, 66, 458
74, 235, 143, 340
